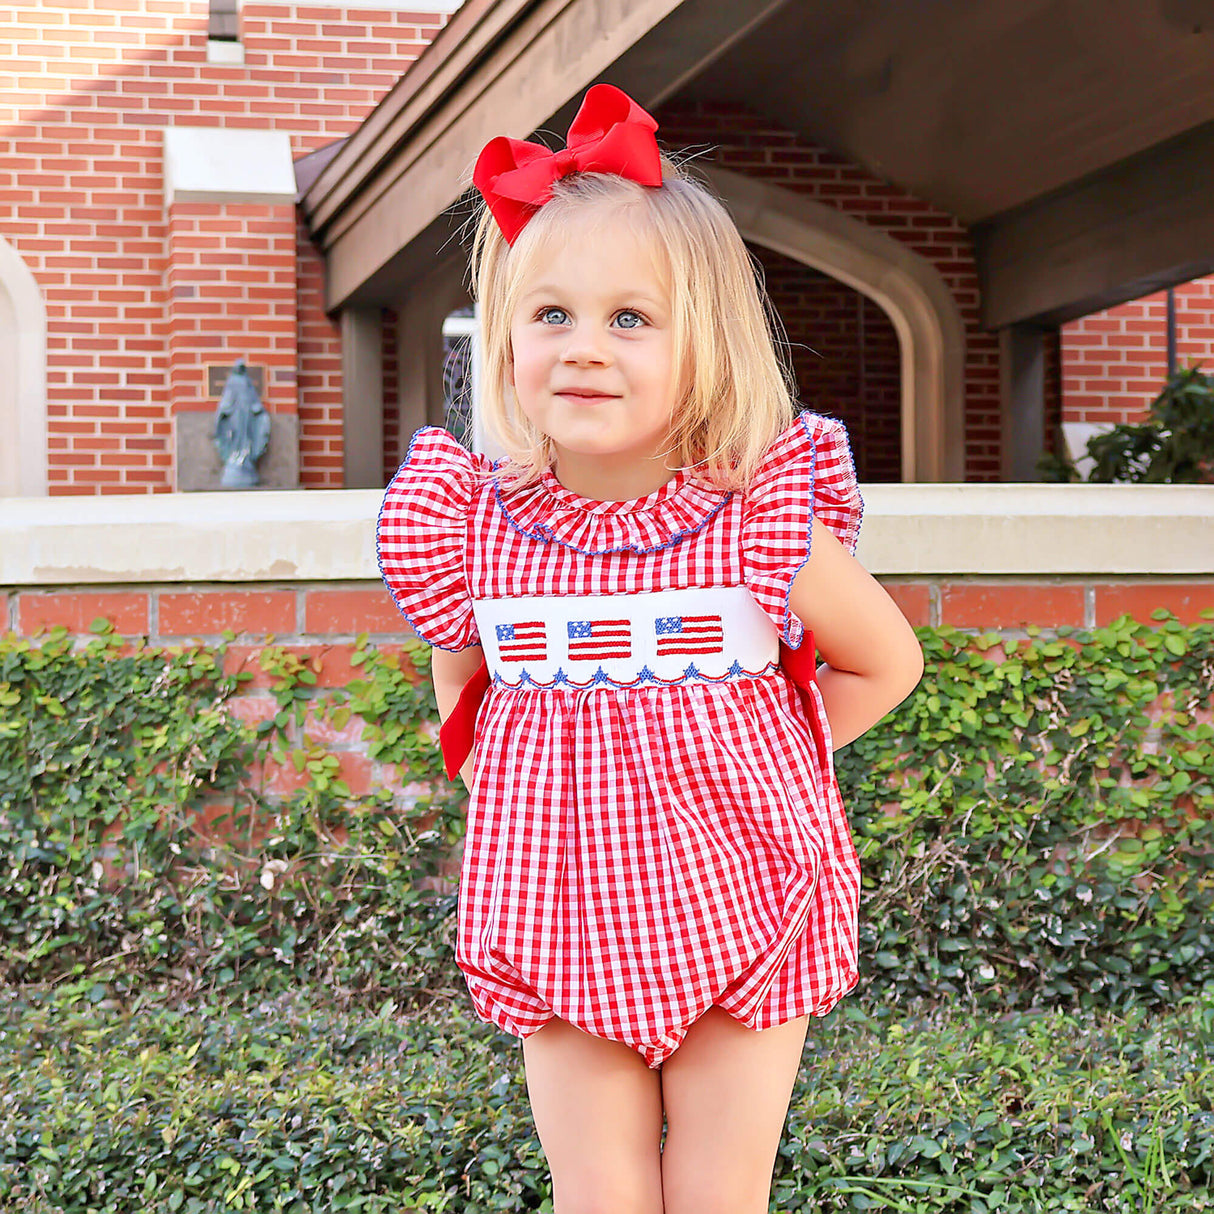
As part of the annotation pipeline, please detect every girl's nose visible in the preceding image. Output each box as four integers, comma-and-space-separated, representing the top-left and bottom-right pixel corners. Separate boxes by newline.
561, 329, 611, 366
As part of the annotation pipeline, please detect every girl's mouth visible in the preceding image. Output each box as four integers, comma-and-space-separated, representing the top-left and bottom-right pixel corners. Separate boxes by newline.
556, 391, 619, 405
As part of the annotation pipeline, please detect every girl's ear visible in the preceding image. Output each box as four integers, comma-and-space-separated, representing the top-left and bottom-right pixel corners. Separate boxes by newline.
506, 345, 515, 388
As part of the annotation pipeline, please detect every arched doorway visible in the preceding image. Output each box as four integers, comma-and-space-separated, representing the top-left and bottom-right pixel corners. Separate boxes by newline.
752, 244, 902, 481
703, 166, 966, 482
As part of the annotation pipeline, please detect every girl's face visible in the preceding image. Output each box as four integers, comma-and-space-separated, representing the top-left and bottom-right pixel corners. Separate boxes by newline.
506, 207, 680, 496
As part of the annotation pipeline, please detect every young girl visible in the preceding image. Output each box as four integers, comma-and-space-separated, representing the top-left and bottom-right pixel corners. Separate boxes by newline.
377, 84, 924, 1214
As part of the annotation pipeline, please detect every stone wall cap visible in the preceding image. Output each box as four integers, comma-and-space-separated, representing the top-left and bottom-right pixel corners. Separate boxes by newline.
163, 126, 298, 206
1, 484, 1212, 584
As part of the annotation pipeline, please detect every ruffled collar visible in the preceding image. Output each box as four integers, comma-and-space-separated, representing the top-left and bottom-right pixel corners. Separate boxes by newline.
493, 462, 733, 554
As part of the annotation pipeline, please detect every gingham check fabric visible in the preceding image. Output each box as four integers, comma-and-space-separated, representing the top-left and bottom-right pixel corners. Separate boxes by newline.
376, 410, 865, 1068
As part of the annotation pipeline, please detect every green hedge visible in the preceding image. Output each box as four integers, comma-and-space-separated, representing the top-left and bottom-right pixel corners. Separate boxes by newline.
2, 614, 1212, 1210
0, 614, 1211, 1014
0, 629, 465, 1010
843, 615, 1214, 1010
1, 988, 1211, 1212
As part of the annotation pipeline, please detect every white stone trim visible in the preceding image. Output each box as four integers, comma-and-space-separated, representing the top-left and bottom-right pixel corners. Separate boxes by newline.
1, 485, 1211, 586
852, 483, 1214, 575
206, 39, 246, 66
0, 235, 48, 497
163, 126, 297, 207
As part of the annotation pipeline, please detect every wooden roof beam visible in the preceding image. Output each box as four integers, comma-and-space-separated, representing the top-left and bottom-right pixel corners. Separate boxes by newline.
975, 121, 1214, 328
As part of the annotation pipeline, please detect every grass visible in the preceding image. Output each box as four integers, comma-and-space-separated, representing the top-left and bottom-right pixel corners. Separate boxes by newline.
1, 983, 1212, 1211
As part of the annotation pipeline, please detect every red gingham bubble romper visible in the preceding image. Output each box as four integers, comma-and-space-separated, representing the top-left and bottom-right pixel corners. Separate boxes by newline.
376, 409, 865, 1068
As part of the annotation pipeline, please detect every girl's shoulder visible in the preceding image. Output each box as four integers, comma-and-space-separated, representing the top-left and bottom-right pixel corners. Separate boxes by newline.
375, 427, 490, 651
739, 409, 863, 647
744, 410, 863, 555
378, 425, 499, 531
388, 425, 496, 491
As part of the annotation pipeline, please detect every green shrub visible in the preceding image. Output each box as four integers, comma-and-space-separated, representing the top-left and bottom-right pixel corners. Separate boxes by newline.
841, 615, 1214, 1011
0, 613, 1211, 1016
0, 628, 464, 1011
1038, 363, 1214, 483
2, 613, 1212, 1210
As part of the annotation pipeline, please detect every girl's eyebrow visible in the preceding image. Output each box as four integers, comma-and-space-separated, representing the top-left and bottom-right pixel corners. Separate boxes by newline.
519, 286, 668, 310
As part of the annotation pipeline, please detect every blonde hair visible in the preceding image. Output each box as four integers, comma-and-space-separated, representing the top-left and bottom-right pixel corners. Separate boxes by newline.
468, 154, 798, 493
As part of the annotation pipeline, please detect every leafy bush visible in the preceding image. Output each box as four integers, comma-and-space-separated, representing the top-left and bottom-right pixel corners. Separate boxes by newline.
2, 613, 1212, 1209
1040, 364, 1214, 483
0, 628, 465, 1011
842, 613, 1214, 1011
1, 987, 1210, 1212
1, 614, 1211, 1017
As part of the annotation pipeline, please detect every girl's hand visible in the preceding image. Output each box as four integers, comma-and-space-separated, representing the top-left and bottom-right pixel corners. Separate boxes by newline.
458, 753, 476, 793
788, 517, 924, 750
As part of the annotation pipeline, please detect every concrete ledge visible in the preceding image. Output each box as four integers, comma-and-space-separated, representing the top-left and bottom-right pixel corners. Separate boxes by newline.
0, 489, 383, 585
853, 483, 1214, 575
1, 484, 1212, 586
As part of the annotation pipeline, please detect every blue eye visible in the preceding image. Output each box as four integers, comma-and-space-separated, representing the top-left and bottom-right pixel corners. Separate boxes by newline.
615, 310, 645, 329
538, 307, 568, 325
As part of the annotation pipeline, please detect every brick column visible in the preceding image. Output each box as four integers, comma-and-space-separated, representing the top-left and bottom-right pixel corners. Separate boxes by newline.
163, 127, 300, 489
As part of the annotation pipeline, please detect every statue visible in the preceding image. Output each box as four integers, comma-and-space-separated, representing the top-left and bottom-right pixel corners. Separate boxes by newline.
212, 358, 271, 488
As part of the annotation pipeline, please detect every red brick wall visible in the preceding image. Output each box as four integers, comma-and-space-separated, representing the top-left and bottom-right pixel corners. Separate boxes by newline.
10, 579, 1213, 644
5, 583, 419, 802
296, 210, 344, 486
167, 199, 298, 434
654, 98, 1002, 482
1061, 277, 1214, 427
8, 577, 1211, 802
1, 0, 451, 495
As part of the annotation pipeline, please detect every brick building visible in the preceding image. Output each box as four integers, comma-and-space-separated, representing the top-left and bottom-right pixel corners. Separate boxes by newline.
1, 0, 458, 496
3, 0, 1213, 803
5, 0, 1214, 498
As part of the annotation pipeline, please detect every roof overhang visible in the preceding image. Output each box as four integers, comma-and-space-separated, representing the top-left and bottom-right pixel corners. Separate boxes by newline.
299, 0, 792, 311
303, 0, 1214, 329
681, 0, 1214, 329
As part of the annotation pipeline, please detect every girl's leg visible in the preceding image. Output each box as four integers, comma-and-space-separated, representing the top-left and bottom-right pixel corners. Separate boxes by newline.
521, 1016, 665, 1214
658, 1007, 809, 1214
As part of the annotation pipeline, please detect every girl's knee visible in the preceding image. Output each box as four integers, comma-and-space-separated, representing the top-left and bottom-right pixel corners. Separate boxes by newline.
551, 1172, 664, 1214
543, 1135, 663, 1214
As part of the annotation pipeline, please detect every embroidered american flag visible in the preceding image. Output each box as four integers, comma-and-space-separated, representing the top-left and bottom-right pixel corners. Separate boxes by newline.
567, 618, 631, 661
496, 620, 547, 662
655, 615, 724, 656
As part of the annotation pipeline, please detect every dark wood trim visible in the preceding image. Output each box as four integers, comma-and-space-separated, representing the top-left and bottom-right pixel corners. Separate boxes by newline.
975, 122, 1214, 327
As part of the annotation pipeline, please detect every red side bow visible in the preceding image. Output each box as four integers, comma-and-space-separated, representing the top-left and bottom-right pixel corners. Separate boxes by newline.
436, 634, 830, 784
472, 83, 663, 245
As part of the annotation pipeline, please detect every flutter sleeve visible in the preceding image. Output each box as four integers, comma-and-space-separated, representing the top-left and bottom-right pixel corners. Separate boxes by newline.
741, 410, 864, 649
376, 426, 491, 651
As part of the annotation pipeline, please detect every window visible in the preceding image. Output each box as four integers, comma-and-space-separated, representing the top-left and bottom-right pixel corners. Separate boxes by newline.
442, 305, 479, 452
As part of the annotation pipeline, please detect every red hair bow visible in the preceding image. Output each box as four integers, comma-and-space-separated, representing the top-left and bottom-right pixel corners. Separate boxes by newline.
472, 83, 663, 245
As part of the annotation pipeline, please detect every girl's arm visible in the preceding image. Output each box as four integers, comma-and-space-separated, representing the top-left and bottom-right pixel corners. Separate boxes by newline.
788, 516, 924, 751
430, 643, 486, 792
